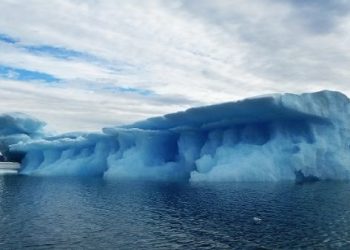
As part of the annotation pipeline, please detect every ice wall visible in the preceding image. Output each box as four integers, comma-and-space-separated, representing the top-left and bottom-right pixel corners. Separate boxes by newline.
0, 113, 46, 161
7, 90, 350, 181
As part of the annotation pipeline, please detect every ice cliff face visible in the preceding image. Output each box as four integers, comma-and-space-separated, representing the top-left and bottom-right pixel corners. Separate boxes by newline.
0, 113, 46, 162
5, 90, 350, 181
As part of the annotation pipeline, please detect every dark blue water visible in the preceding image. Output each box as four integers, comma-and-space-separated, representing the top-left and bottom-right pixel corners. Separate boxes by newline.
1, 175, 350, 249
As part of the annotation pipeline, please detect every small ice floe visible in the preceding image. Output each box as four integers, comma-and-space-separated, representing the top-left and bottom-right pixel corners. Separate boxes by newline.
253, 217, 262, 224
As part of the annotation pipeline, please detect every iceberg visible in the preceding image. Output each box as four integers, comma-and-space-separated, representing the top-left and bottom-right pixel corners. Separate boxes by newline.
5, 90, 350, 181
0, 112, 46, 162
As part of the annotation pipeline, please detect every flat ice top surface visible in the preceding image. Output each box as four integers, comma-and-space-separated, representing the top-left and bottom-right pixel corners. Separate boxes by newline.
117, 91, 344, 131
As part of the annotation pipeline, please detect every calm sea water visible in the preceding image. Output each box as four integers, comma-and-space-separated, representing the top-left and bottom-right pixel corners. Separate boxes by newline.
1, 174, 350, 249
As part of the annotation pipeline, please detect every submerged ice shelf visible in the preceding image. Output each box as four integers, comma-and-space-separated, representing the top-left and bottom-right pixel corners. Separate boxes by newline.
3, 90, 350, 181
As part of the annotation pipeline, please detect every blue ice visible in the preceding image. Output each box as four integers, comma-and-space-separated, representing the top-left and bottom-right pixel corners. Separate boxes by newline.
3, 90, 350, 181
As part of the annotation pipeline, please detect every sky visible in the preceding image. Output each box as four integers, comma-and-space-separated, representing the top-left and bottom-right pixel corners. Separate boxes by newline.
0, 0, 350, 132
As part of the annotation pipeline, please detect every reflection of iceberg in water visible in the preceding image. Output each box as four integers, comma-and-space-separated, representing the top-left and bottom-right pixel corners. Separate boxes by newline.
3, 90, 350, 181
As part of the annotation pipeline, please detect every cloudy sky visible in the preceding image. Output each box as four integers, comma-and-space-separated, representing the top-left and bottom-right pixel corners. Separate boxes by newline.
0, 0, 350, 132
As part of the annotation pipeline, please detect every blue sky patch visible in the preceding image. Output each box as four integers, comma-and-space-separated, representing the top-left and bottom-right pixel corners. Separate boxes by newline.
24, 45, 87, 59
0, 32, 132, 76
102, 85, 154, 96
0, 65, 59, 82
0, 33, 17, 44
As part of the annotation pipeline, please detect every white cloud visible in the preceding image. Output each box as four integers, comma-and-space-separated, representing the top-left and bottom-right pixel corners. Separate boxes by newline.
0, 79, 192, 132
0, 0, 350, 131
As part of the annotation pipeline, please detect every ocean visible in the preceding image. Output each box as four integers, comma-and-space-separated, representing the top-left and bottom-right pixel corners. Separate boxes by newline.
1, 174, 350, 249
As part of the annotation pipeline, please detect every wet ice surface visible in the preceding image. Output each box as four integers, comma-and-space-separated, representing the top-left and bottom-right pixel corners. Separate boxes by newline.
1, 175, 350, 249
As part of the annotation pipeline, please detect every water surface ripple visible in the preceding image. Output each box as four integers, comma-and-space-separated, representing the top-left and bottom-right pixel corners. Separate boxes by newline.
1, 175, 350, 249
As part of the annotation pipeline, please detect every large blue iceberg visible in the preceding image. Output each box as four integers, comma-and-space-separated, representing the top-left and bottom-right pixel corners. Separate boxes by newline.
3, 90, 350, 181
